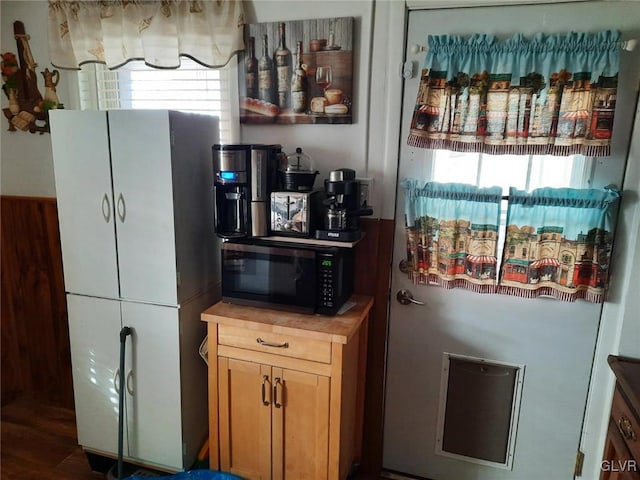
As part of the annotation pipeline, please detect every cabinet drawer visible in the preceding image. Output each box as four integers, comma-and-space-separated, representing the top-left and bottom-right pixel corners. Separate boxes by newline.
218, 325, 332, 364
611, 387, 640, 462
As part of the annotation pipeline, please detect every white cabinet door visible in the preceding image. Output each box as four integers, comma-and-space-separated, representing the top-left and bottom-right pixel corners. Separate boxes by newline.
50, 111, 119, 299
121, 302, 183, 469
67, 294, 124, 456
109, 111, 178, 306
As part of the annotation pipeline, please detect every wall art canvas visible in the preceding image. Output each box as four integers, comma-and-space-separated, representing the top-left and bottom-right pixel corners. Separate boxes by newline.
239, 16, 354, 125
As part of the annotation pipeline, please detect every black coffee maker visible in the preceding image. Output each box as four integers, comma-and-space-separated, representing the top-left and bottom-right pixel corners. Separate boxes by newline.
315, 168, 373, 242
213, 144, 281, 238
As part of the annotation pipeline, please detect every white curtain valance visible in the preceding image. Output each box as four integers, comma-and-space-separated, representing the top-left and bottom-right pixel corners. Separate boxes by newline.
48, 0, 245, 70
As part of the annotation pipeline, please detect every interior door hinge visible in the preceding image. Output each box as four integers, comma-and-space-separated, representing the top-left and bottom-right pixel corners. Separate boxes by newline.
574, 449, 585, 477
401, 60, 415, 79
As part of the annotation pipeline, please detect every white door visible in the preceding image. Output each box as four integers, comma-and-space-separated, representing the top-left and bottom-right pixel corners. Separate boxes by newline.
382, 6, 626, 480
121, 301, 183, 469
67, 294, 125, 456
50, 111, 119, 299
109, 111, 178, 306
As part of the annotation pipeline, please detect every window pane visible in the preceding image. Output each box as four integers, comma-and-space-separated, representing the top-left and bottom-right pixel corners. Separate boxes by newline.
432, 150, 479, 185
478, 154, 529, 193
431, 150, 590, 192
528, 155, 584, 190
78, 58, 233, 143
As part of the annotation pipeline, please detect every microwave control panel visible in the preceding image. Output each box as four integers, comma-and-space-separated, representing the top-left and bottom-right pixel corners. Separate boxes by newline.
318, 254, 337, 310
316, 248, 353, 315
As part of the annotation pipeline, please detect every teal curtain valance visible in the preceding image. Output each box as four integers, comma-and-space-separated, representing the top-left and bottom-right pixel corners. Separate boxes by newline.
407, 30, 621, 157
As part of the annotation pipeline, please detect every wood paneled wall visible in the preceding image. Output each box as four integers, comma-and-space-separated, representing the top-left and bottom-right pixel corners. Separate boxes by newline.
1, 195, 74, 408
355, 217, 394, 475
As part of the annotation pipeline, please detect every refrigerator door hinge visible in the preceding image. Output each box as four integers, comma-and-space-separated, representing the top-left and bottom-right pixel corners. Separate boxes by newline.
574, 449, 585, 477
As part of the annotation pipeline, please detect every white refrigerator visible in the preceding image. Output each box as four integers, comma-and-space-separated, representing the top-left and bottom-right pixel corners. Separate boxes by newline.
50, 109, 220, 471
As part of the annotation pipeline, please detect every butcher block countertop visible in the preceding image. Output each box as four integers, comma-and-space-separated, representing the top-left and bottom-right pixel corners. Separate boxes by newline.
201, 294, 373, 344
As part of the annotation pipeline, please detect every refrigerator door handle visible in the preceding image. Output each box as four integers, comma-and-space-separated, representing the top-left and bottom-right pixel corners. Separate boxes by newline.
117, 193, 126, 223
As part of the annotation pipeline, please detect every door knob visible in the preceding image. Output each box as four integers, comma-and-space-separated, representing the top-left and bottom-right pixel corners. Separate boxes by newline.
396, 289, 425, 306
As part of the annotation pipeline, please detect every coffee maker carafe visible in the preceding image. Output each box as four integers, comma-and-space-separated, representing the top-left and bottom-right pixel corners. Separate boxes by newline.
213, 144, 280, 238
315, 168, 373, 242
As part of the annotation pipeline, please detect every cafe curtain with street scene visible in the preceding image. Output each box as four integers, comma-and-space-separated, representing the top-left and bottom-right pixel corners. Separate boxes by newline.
403, 180, 502, 293
48, 0, 245, 70
499, 187, 620, 303
407, 30, 620, 157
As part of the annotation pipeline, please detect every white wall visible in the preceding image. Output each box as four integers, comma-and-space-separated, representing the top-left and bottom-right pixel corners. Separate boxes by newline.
582, 98, 640, 480
2, 2, 52, 196
614, 101, 640, 357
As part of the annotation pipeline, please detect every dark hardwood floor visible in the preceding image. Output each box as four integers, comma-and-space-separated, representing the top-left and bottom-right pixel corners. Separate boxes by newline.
1, 397, 103, 479
1, 397, 384, 480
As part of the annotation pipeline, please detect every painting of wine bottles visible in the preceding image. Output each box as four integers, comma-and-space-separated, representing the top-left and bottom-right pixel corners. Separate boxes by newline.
239, 17, 354, 125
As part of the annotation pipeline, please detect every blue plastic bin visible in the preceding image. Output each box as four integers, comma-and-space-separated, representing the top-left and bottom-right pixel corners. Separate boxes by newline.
126, 470, 243, 480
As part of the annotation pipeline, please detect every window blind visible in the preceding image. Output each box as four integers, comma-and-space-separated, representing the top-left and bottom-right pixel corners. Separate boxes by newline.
78, 57, 234, 143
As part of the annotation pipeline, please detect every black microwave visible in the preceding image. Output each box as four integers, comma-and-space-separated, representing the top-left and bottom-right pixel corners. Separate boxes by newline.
221, 239, 354, 315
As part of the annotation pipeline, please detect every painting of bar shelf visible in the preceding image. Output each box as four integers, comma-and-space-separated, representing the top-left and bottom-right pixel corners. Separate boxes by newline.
240, 17, 354, 125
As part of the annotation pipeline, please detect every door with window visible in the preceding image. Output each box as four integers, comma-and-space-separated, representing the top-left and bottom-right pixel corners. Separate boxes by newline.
382, 5, 633, 479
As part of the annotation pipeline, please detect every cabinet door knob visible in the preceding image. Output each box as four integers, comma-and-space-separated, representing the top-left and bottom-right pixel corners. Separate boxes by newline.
126, 370, 134, 396
617, 415, 637, 441
261, 375, 270, 406
102, 194, 111, 223
113, 368, 120, 394
117, 193, 126, 222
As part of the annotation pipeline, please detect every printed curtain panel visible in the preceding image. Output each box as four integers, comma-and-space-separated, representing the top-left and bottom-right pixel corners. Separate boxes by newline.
499, 187, 620, 303
404, 181, 502, 293
48, 0, 245, 70
407, 31, 620, 156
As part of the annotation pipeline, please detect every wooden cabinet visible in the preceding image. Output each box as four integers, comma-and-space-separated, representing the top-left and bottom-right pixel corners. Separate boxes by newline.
202, 295, 373, 480
601, 356, 640, 480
